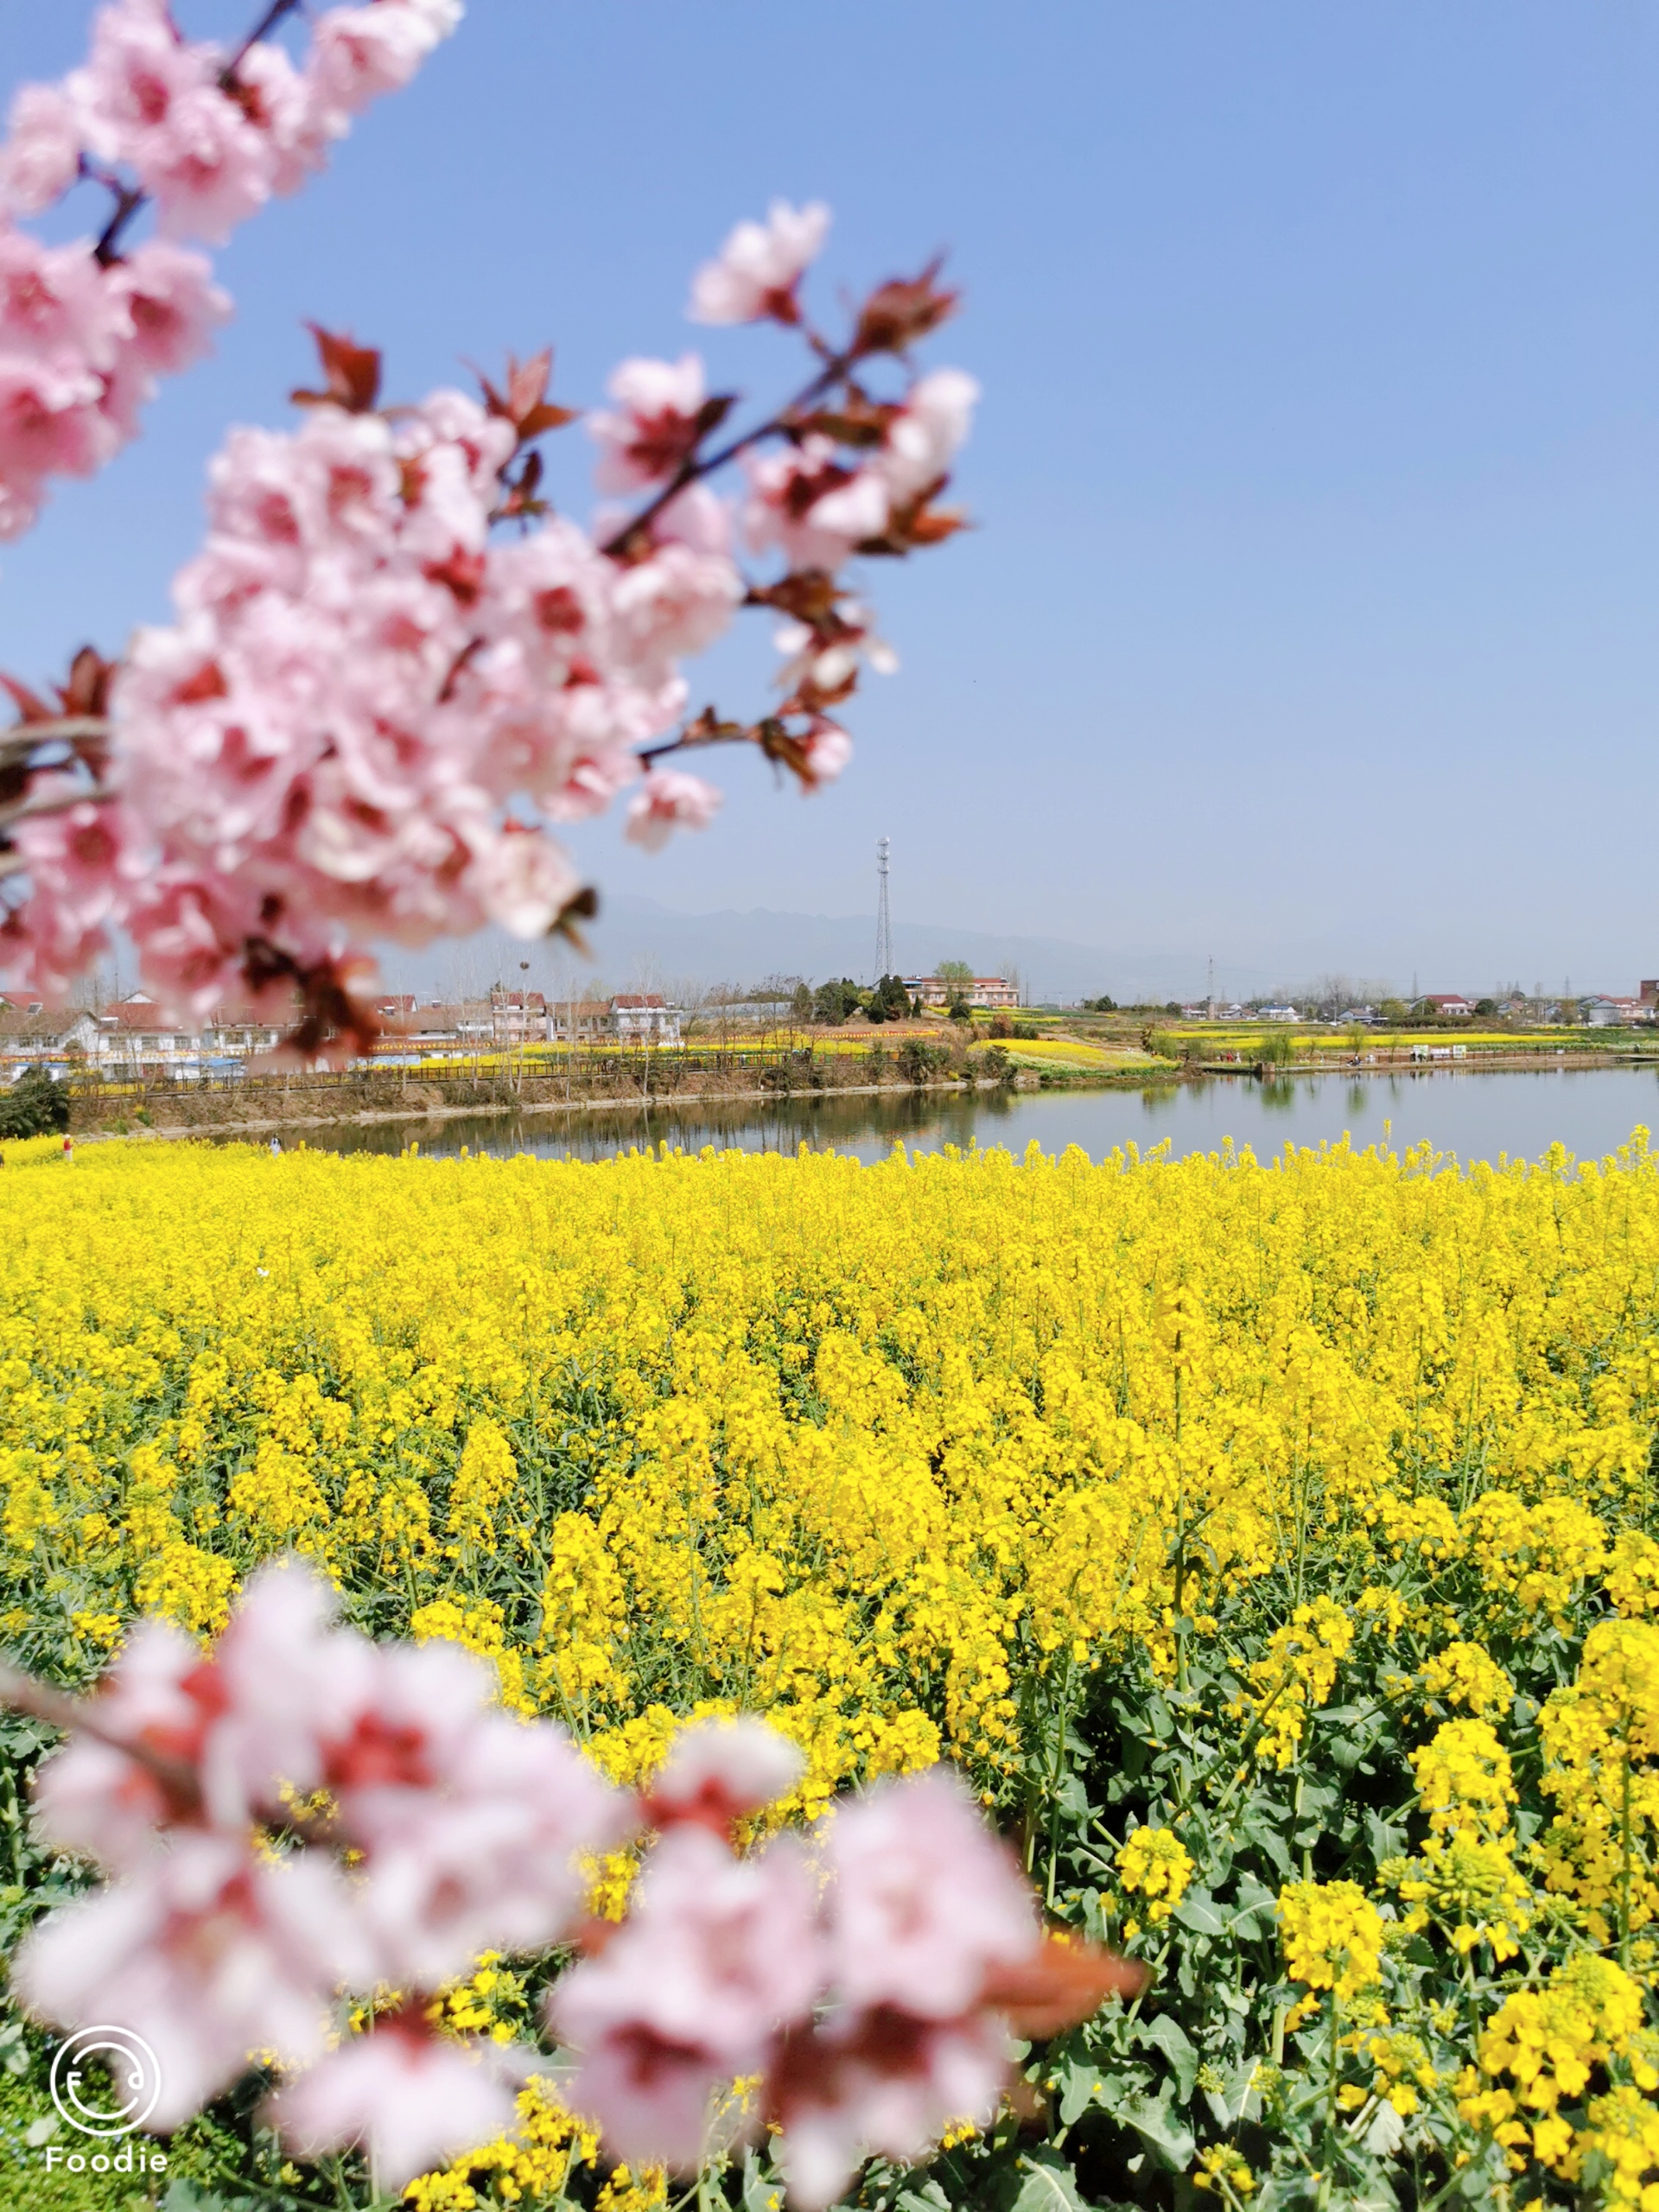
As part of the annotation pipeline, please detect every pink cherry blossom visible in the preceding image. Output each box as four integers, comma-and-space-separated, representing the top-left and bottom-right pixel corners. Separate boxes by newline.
650, 480, 735, 557
143, 87, 277, 245
774, 2012, 1010, 2212
591, 354, 708, 493
0, 353, 108, 483
267, 2018, 530, 2190
68, 0, 274, 243
551, 1824, 823, 2168
235, 40, 339, 200
68, 0, 212, 175
467, 817, 584, 938
105, 239, 229, 375
645, 1716, 805, 1832
611, 543, 743, 690
307, 2, 454, 122
13, 1832, 365, 2129
124, 868, 264, 1017
822, 1770, 1038, 2019
690, 200, 830, 327
625, 767, 721, 852
0, 227, 122, 368
2, 785, 137, 995
795, 719, 854, 789
30, 1617, 213, 1871
879, 368, 980, 502
0, 84, 84, 216
743, 437, 889, 571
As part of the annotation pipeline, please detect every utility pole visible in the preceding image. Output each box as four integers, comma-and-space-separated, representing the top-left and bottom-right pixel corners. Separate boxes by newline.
874, 836, 893, 982
1206, 954, 1215, 1020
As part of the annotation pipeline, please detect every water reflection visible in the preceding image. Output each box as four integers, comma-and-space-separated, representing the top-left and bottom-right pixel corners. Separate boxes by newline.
255, 1065, 1659, 1172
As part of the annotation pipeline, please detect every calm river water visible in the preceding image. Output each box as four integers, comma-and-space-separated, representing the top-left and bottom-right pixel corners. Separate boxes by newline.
294, 1065, 1659, 1170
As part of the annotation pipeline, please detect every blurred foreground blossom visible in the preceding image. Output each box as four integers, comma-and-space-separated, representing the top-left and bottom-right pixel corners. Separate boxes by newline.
0, 1583, 1141, 2198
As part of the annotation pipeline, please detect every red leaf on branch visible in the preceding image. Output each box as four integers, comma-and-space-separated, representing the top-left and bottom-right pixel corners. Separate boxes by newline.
59, 646, 117, 718
785, 389, 900, 449
855, 480, 969, 556
478, 348, 579, 442
291, 325, 382, 414
0, 674, 56, 727
853, 259, 958, 357
979, 1932, 1147, 2039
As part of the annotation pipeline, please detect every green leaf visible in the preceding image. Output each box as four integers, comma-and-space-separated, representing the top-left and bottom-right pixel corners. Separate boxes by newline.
1201, 2055, 1266, 2126
1136, 2010, 1198, 2100
1363, 2099, 1408, 2157
1056, 2057, 1105, 2126
1122, 2079, 1197, 2171
1009, 2147, 1096, 2212
1173, 1891, 1225, 1936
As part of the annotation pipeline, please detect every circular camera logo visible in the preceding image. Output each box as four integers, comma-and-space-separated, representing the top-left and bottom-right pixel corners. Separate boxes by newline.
49, 2026, 162, 2138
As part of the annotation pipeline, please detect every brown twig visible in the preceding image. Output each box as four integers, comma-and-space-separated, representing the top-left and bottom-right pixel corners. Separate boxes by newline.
0, 1658, 200, 1810
0, 717, 111, 766
222, 0, 307, 83
601, 353, 853, 559
0, 780, 115, 835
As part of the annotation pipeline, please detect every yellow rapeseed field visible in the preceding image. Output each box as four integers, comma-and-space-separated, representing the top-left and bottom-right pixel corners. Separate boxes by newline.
3, 1127, 1659, 2209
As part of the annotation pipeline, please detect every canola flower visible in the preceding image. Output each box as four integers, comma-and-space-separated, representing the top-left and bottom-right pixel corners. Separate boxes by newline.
0, 1127, 1657, 2207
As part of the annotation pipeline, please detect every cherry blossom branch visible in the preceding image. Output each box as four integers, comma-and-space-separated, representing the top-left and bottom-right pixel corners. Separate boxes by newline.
0, 198, 970, 1039
222, 0, 309, 84
83, 0, 307, 266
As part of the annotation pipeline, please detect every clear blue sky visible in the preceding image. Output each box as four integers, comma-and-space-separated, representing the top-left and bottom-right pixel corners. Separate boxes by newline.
2, 3, 1656, 998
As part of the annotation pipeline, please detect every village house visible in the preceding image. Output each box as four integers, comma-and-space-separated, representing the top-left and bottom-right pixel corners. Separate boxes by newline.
487, 988, 550, 1046
1420, 994, 1475, 1017
903, 975, 1020, 1010
1582, 995, 1653, 1027
607, 994, 683, 1045
548, 1000, 613, 1043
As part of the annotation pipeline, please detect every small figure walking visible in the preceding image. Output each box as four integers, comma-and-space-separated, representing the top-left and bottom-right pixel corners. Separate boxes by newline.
270, 1135, 282, 1156
62, 1135, 73, 1163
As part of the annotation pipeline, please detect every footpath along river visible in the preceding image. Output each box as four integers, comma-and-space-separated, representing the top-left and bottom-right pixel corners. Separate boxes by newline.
289, 1063, 1659, 1169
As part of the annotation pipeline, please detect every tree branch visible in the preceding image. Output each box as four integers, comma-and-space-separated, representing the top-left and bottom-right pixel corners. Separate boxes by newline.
222, 0, 308, 84
601, 353, 853, 559
0, 718, 111, 763
0, 1659, 203, 1814
0, 781, 115, 836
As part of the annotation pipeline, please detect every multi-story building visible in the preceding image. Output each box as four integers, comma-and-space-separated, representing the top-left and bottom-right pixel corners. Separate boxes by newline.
607, 995, 683, 1045
903, 976, 1019, 1010
487, 988, 550, 1046
548, 1001, 614, 1042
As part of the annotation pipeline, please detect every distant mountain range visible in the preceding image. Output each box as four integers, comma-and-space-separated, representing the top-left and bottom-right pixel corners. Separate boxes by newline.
380, 895, 1321, 1005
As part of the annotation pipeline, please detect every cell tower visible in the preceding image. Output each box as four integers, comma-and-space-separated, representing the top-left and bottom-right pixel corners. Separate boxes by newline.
874, 836, 893, 981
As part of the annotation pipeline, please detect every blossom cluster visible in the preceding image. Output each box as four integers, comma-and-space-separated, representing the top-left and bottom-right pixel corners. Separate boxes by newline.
0, 0, 459, 544
9, 1560, 1129, 2195
3, 163, 976, 1040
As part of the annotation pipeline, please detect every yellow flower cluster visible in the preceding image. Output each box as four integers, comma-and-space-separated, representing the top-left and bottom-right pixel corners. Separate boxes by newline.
1277, 1880, 1384, 2022
1409, 1718, 1516, 1838
1114, 1825, 1194, 1932
1459, 1954, 1651, 2171
404, 2076, 607, 2210
1539, 1618, 1659, 1944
